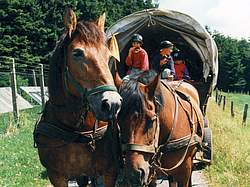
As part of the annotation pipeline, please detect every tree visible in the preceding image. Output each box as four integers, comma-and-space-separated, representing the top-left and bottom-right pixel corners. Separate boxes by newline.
0, 0, 155, 63
238, 39, 250, 92
0, 0, 155, 86
212, 31, 248, 92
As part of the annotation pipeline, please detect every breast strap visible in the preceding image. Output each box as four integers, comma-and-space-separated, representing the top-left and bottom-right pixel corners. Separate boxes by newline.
34, 121, 107, 145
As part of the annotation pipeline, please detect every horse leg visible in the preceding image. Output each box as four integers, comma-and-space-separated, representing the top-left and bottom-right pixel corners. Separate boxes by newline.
103, 175, 116, 187
47, 171, 68, 187
176, 164, 193, 187
168, 176, 178, 187
75, 175, 90, 187
148, 179, 157, 187
175, 171, 192, 187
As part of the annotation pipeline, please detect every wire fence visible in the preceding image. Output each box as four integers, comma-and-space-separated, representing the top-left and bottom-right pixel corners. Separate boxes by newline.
0, 56, 49, 123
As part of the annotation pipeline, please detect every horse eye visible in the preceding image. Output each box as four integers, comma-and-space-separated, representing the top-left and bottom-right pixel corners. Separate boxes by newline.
72, 48, 85, 60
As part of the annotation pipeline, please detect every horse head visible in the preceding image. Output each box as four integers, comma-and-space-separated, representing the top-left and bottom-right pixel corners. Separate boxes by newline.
48, 9, 122, 121
118, 71, 161, 186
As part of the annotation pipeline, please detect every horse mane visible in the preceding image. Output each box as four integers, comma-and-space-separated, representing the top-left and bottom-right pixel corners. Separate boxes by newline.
48, 21, 105, 104
119, 79, 145, 120
75, 21, 105, 45
119, 70, 162, 120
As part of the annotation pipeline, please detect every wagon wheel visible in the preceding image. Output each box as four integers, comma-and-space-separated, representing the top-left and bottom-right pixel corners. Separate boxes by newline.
203, 127, 213, 164
204, 116, 209, 128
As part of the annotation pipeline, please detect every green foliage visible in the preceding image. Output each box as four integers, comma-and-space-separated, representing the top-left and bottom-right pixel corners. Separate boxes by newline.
0, 0, 155, 64
0, 0, 155, 87
212, 31, 250, 92
2, 0, 249, 92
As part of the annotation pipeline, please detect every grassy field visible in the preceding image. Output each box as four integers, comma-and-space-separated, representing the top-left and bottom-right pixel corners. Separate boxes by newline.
205, 95, 250, 187
0, 107, 50, 187
0, 93, 249, 186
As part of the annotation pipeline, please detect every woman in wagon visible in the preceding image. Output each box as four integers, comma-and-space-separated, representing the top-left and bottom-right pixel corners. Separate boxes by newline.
173, 50, 191, 80
124, 33, 149, 80
150, 40, 175, 80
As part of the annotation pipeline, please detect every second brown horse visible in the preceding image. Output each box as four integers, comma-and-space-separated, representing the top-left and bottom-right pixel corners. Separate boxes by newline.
117, 71, 204, 187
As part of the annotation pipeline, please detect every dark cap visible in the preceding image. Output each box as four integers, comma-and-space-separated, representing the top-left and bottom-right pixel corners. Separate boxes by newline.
160, 40, 173, 50
131, 34, 143, 44
173, 51, 183, 61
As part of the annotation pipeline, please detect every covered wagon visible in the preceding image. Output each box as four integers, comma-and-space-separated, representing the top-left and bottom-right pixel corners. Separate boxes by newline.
106, 8, 218, 115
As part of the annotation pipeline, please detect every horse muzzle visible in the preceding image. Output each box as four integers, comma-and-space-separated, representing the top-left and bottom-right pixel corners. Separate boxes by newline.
123, 152, 151, 187
87, 90, 122, 121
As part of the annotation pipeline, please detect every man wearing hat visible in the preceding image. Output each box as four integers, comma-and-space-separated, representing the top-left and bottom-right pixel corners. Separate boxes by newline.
125, 33, 149, 76
151, 40, 175, 80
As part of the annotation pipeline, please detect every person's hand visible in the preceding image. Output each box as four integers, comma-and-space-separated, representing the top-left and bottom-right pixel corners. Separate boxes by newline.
167, 75, 174, 81
128, 47, 136, 56
160, 57, 167, 65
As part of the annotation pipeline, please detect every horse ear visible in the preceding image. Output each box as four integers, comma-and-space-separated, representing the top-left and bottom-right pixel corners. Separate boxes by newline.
96, 12, 106, 32
64, 7, 77, 38
146, 75, 160, 99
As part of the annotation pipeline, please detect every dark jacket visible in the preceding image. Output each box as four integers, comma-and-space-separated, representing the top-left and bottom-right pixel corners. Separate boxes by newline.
150, 54, 175, 75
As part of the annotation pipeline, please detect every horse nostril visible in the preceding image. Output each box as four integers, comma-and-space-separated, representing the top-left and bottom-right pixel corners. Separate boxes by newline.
101, 99, 111, 112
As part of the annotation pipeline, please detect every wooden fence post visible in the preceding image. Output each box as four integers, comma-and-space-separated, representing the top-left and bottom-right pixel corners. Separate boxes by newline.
218, 95, 222, 106
242, 104, 248, 125
231, 101, 235, 117
215, 89, 218, 103
10, 58, 19, 125
39, 64, 45, 108
223, 96, 226, 111
32, 69, 37, 86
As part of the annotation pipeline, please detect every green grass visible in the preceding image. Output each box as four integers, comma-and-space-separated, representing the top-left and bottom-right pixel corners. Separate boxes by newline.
0, 107, 50, 187
205, 96, 250, 187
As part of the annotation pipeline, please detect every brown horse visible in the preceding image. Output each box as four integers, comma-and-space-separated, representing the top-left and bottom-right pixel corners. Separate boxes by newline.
116, 70, 204, 187
34, 9, 122, 187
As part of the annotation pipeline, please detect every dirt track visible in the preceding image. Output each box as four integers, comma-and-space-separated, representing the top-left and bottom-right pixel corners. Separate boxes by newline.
68, 170, 209, 187
155, 170, 209, 187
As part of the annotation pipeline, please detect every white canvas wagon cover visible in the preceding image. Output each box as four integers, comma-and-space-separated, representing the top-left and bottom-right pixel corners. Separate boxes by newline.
106, 8, 218, 88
